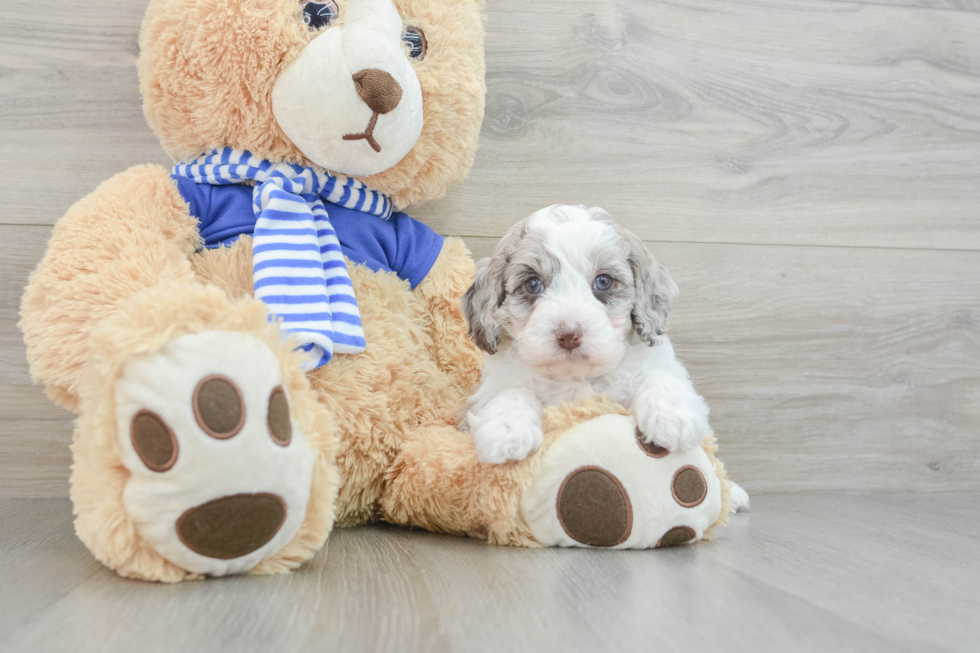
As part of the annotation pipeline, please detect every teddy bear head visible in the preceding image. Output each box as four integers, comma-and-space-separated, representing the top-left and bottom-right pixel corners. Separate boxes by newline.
139, 0, 485, 208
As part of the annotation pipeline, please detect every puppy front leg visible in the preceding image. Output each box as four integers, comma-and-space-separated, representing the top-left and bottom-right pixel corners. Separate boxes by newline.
630, 369, 709, 453
467, 388, 544, 464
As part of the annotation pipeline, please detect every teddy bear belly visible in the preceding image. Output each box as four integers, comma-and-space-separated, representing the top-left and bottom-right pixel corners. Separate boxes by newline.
191, 240, 472, 526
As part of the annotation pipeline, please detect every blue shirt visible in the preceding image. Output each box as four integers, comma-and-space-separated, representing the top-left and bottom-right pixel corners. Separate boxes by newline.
173, 176, 443, 289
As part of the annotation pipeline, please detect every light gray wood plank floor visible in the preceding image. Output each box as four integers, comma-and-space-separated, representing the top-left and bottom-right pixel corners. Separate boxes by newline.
0, 493, 977, 653
831, 0, 980, 11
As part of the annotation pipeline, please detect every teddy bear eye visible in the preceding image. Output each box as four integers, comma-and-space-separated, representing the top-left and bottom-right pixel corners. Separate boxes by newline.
302, 1, 338, 30
402, 26, 427, 61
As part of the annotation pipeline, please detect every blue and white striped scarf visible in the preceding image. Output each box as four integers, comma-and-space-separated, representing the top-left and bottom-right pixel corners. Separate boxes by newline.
173, 148, 393, 370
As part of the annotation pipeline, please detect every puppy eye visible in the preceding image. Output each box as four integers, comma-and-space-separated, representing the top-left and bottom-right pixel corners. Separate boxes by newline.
524, 277, 544, 294
301, 1, 338, 30
593, 274, 613, 291
402, 26, 427, 60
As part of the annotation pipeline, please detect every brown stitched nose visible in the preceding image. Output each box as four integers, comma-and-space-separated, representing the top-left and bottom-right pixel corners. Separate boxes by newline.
556, 329, 583, 351
351, 69, 402, 115
176, 493, 286, 560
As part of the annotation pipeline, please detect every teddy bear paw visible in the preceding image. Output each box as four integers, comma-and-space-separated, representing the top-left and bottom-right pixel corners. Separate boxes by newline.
520, 414, 723, 548
113, 331, 315, 576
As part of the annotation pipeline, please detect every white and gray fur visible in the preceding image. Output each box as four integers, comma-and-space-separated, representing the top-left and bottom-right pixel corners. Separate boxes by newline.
459, 205, 749, 510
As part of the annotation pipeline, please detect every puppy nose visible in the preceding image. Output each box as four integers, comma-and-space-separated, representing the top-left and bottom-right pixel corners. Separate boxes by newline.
556, 329, 583, 351
351, 69, 402, 114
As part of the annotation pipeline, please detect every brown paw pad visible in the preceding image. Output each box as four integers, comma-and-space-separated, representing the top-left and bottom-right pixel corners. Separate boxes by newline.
176, 493, 287, 560
267, 387, 291, 447
131, 410, 178, 472
193, 375, 246, 439
656, 525, 696, 548
635, 426, 669, 458
556, 466, 633, 547
672, 465, 707, 507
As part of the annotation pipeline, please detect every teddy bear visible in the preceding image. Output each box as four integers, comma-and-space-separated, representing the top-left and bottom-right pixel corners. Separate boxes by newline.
19, 0, 734, 582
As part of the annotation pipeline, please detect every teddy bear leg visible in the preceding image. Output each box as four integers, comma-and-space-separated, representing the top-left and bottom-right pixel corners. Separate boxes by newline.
21, 166, 337, 580
520, 410, 732, 549
381, 399, 733, 548
412, 237, 483, 393
380, 422, 541, 545
72, 282, 339, 581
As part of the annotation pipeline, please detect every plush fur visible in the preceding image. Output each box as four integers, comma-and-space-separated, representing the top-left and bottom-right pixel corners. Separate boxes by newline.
72, 281, 339, 582
21, 166, 201, 412
139, 0, 485, 208
385, 397, 735, 545
20, 0, 731, 581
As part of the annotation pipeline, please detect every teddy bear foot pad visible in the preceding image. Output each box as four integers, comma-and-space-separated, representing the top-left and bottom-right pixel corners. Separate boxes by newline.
521, 414, 723, 549
114, 331, 315, 576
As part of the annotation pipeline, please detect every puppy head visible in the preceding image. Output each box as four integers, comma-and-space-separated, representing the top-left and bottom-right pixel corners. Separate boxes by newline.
462, 205, 678, 379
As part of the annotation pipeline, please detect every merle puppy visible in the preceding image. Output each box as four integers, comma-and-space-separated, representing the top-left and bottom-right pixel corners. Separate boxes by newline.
460, 205, 748, 508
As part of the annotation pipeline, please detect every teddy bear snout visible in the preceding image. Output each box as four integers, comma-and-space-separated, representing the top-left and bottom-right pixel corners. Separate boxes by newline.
352, 68, 403, 115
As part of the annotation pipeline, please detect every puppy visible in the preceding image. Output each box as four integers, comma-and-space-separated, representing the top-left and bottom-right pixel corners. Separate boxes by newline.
460, 205, 749, 510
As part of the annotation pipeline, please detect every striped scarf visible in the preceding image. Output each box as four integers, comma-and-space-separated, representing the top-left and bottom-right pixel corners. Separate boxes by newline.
173, 148, 393, 370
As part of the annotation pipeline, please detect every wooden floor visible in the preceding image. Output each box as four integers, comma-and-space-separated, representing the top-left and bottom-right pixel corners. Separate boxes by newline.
0, 493, 977, 653
1, 0, 979, 650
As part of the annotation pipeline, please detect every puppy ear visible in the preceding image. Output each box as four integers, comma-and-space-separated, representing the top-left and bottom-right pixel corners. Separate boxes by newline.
625, 232, 678, 346
461, 258, 503, 353
461, 219, 530, 353
585, 207, 678, 345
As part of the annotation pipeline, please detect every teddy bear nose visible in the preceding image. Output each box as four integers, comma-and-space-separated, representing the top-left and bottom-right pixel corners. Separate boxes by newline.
351, 69, 403, 115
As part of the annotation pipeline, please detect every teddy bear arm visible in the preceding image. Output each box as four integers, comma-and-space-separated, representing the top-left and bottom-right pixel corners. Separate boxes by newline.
20, 165, 201, 410
411, 237, 484, 397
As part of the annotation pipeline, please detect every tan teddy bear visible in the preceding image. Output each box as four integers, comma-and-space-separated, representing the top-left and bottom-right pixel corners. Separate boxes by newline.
20, 0, 733, 582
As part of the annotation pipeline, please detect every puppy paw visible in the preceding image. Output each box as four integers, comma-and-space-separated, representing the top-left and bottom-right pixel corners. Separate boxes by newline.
472, 418, 544, 464
728, 481, 751, 512
635, 389, 708, 452
468, 390, 543, 464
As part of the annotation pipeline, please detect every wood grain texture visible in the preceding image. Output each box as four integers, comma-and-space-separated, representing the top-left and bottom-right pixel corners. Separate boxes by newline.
4, 226, 978, 497
706, 492, 980, 652
417, 0, 980, 249
830, 0, 980, 12
0, 0, 170, 225
0, 494, 977, 652
0, 0, 979, 250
